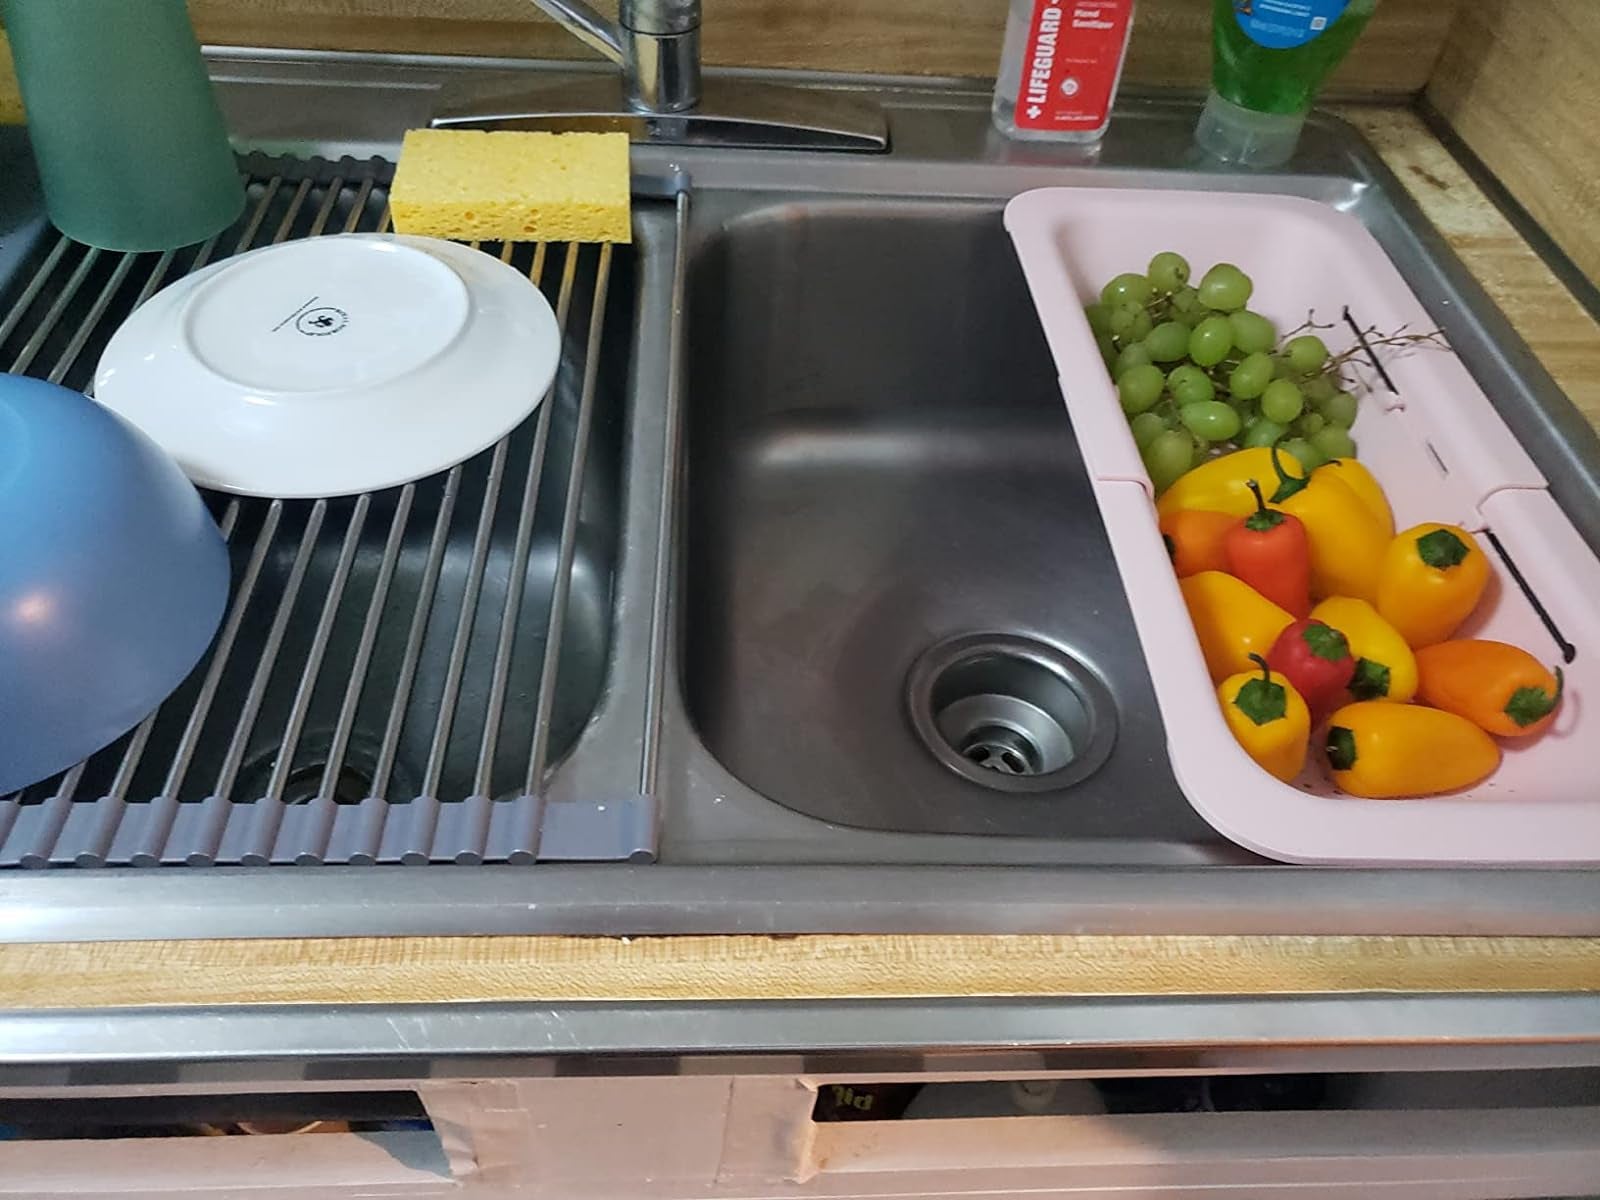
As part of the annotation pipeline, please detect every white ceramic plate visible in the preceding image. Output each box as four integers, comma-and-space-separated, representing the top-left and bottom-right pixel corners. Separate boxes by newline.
94, 234, 561, 498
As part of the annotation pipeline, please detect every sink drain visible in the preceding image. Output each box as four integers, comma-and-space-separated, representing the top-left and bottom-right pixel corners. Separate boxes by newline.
906, 634, 1116, 794
236, 734, 402, 805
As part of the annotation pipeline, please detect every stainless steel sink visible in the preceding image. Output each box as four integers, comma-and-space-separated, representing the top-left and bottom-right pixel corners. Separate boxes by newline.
0, 162, 658, 865
108, 247, 624, 811
681, 198, 1211, 844
3, 52, 1600, 941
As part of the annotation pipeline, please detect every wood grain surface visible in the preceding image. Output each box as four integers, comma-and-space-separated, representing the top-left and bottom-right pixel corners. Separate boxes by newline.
1338, 106, 1600, 430
1427, 1, 1600, 289
184, 0, 1461, 94
3, 934, 1598, 1009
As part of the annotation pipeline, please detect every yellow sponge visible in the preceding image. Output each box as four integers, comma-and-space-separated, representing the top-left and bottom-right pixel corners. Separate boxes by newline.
390, 129, 631, 245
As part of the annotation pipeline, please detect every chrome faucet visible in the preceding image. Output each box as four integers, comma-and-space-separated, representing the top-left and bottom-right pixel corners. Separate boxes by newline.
529, 0, 701, 114
432, 0, 887, 150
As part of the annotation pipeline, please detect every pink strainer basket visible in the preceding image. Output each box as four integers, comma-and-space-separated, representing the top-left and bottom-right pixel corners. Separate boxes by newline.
1005, 187, 1598, 865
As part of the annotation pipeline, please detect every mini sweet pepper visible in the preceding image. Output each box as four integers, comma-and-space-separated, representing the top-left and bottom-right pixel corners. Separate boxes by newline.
1159, 508, 1235, 578
1324, 701, 1501, 798
1267, 447, 1389, 602
1415, 639, 1565, 737
1218, 654, 1311, 783
1265, 617, 1355, 715
1179, 570, 1294, 683
1375, 523, 1491, 649
1310, 596, 1418, 703
1156, 446, 1304, 522
1226, 479, 1311, 616
1325, 457, 1395, 539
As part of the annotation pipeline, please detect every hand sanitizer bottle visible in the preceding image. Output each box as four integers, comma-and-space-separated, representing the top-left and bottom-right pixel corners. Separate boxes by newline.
993, 0, 1138, 143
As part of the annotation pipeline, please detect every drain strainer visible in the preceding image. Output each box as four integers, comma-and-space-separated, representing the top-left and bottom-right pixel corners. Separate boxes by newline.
906, 634, 1116, 794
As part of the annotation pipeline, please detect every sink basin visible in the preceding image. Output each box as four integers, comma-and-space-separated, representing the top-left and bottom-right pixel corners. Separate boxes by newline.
682, 199, 1213, 843
159, 365, 620, 808
69, 242, 627, 810
0, 163, 652, 862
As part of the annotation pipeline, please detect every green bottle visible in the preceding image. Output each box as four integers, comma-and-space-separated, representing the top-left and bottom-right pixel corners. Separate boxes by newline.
2, 0, 245, 251
1198, 0, 1378, 168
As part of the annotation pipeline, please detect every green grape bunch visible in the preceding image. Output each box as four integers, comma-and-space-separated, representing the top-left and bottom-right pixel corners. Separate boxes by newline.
1084, 251, 1442, 493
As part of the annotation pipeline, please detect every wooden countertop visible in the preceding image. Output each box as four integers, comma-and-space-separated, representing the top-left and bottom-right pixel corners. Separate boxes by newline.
4, 106, 1600, 1013
1338, 106, 1600, 430
4, 934, 1600, 1008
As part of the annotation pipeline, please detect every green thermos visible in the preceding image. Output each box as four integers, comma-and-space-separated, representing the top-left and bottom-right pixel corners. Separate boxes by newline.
1, 0, 245, 251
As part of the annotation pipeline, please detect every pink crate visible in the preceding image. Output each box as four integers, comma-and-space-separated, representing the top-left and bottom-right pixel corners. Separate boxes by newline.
1005, 187, 1598, 865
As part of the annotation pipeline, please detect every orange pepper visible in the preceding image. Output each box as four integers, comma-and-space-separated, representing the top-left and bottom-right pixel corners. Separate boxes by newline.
1159, 508, 1234, 577
1415, 639, 1565, 737
1376, 523, 1491, 648
1179, 571, 1294, 683
1324, 701, 1500, 798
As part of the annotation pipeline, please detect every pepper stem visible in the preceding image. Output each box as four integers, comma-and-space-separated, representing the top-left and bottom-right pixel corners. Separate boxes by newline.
1326, 725, 1357, 771
1503, 666, 1566, 728
1416, 527, 1471, 570
1243, 479, 1286, 532
1268, 442, 1311, 504
1233, 654, 1288, 727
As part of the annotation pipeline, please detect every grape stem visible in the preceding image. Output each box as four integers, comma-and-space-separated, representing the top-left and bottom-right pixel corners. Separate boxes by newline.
1143, 292, 1177, 322
1116, 296, 1444, 463
1324, 324, 1449, 374
1282, 311, 1340, 339
1280, 310, 1447, 368
1279, 313, 1447, 402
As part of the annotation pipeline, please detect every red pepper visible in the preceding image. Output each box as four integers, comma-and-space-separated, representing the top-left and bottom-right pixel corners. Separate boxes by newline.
1266, 618, 1356, 715
1225, 480, 1311, 617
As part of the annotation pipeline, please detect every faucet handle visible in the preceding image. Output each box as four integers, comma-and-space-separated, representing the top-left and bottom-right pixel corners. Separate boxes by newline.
526, 0, 699, 112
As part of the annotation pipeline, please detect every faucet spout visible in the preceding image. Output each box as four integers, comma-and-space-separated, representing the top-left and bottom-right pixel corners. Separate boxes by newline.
527, 0, 626, 65
527, 0, 701, 113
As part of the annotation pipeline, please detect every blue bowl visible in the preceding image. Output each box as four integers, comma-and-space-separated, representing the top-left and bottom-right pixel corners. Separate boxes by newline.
0, 374, 230, 794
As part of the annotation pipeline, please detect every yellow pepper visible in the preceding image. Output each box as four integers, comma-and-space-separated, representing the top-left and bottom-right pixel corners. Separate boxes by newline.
1266, 447, 1388, 602
1179, 570, 1294, 683
1324, 701, 1500, 798
1156, 447, 1304, 522
1310, 596, 1418, 703
1325, 457, 1394, 539
1218, 655, 1310, 783
1375, 522, 1491, 649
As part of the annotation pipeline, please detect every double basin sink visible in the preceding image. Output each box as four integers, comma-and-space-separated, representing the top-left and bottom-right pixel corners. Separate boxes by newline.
3, 56, 1600, 940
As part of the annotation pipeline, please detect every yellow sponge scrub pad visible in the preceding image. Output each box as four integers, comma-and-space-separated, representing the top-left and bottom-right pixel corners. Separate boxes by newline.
390, 128, 631, 245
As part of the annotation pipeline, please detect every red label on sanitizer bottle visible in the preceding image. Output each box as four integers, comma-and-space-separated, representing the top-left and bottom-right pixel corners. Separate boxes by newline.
1012, 0, 1135, 132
